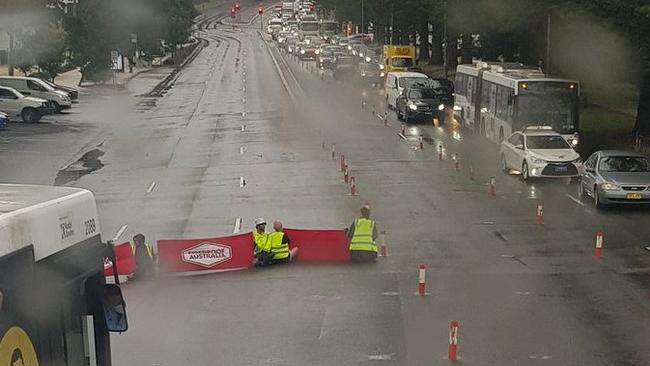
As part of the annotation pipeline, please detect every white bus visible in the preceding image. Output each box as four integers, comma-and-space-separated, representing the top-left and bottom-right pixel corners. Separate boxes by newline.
454, 62, 580, 146
0, 184, 127, 366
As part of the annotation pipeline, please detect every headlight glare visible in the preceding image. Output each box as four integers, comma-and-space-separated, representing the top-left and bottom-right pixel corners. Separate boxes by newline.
438, 104, 445, 111
601, 183, 620, 191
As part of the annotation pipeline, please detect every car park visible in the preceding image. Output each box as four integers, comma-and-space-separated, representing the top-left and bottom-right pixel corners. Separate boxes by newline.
0, 86, 51, 123
500, 126, 582, 181
395, 85, 440, 123
0, 76, 71, 112
578, 150, 650, 208
384, 72, 430, 109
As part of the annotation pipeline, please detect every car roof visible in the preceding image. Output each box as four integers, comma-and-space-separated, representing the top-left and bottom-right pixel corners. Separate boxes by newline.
388, 72, 429, 78
598, 150, 647, 157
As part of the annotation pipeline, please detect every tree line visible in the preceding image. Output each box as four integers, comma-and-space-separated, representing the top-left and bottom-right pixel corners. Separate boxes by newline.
1, 0, 198, 82
319, 0, 650, 133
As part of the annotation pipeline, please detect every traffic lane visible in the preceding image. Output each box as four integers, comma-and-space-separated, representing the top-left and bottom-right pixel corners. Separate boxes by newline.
102, 26, 409, 365
283, 57, 650, 363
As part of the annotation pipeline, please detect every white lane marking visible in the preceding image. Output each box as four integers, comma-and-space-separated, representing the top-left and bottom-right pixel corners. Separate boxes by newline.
112, 225, 128, 243
381, 291, 399, 296
645, 246, 650, 252
233, 217, 242, 234
529, 354, 551, 360
241, 125, 246, 132
243, 86, 246, 91
366, 354, 397, 361
566, 194, 585, 206
242, 98, 246, 103
146, 181, 157, 193
514, 291, 531, 296
242, 111, 246, 117
240, 146, 245, 154
398, 133, 407, 140
239, 177, 246, 187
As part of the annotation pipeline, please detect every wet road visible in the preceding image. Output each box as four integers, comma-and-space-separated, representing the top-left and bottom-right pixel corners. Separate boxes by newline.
3, 3, 650, 365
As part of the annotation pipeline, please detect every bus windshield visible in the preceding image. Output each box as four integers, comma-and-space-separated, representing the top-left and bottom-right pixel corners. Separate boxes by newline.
516, 84, 578, 134
300, 23, 319, 32
391, 57, 414, 68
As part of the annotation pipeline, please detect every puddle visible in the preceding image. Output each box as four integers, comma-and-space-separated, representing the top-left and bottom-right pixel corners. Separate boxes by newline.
55, 148, 105, 186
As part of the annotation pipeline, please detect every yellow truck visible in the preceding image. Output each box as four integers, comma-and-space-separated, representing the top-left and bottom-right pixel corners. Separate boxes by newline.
382, 45, 416, 72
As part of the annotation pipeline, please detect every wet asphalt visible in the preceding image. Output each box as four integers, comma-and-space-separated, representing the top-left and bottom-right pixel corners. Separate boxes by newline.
2, 3, 650, 365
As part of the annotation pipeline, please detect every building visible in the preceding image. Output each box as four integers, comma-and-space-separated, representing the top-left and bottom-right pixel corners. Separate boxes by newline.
0, 32, 9, 65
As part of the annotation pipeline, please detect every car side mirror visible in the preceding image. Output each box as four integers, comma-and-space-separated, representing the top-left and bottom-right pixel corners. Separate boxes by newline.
515, 144, 524, 150
102, 284, 128, 332
22, 92, 31, 95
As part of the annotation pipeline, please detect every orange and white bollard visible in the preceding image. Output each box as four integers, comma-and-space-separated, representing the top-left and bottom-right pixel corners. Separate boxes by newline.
350, 177, 357, 196
384, 112, 389, 126
379, 231, 387, 257
344, 165, 349, 183
453, 153, 460, 171
340, 155, 346, 172
419, 135, 424, 150
448, 320, 459, 361
595, 230, 604, 258
469, 164, 474, 180
418, 264, 426, 296
438, 145, 443, 160
331, 144, 336, 160
401, 123, 405, 136
489, 176, 497, 197
536, 203, 544, 225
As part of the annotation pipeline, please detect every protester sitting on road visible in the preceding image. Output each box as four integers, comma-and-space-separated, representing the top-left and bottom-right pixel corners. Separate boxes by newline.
347, 206, 378, 262
132, 233, 155, 278
268, 221, 299, 264
252, 218, 272, 267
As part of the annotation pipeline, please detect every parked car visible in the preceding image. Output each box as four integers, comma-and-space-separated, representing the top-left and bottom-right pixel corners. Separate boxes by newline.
579, 150, 650, 208
396, 85, 440, 123
499, 126, 582, 181
0, 86, 52, 123
0, 112, 8, 129
41, 79, 79, 101
0, 76, 71, 112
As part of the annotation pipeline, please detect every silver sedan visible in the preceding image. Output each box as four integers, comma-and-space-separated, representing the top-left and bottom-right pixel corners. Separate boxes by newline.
578, 150, 650, 208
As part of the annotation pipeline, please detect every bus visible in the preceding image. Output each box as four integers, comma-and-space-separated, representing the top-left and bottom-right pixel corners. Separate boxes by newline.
454, 62, 580, 146
0, 184, 127, 366
319, 20, 338, 41
299, 20, 320, 38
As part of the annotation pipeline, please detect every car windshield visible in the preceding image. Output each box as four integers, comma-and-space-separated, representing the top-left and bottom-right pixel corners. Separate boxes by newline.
399, 77, 429, 89
599, 156, 650, 172
526, 135, 571, 149
392, 57, 414, 68
363, 63, 380, 71
409, 89, 436, 99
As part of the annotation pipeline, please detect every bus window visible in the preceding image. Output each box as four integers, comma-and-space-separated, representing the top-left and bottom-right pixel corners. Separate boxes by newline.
101, 285, 128, 333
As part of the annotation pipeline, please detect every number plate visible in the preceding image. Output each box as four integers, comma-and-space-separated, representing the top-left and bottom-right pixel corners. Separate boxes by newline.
626, 193, 643, 199
555, 166, 568, 172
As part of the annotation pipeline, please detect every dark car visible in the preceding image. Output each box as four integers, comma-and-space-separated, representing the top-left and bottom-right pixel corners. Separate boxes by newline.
358, 62, 383, 86
42, 79, 79, 101
0, 112, 8, 129
395, 86, 442, 123
430, 78, 454, 107
333, 56, 357, 81
318, 50, 335, 70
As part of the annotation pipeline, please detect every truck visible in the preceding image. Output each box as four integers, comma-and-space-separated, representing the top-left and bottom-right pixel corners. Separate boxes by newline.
299, 20, 320, 38
382, 45, 416, 73
319, 20, 338, 41
281, 1, 294, 19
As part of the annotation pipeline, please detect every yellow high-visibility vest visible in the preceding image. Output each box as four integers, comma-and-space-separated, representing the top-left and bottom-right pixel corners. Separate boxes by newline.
349, 218, 377, 252
268, 231, 290, 260
253, 231, 270, 253
132, 242, 154, 259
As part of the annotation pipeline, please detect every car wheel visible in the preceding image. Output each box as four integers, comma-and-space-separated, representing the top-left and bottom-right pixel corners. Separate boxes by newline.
500, 154, 509, 174
594, 186, 606, 209
52, 101, 61, 113
522, 161, 530, 181
21, 108, 40, 123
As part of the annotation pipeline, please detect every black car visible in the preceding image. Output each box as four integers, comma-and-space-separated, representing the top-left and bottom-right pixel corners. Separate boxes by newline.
430, 78, 454, 107
333, 56, 357, 81
396, 86, 443, 123
357, 62, 383, 85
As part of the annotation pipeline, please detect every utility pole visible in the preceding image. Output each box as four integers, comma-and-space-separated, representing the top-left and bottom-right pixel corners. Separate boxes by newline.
390, 8, 394, 44
361, 0, 364, 35
8, 28, 14, 76
442, 0, 448, 77
546, 13, 551, 73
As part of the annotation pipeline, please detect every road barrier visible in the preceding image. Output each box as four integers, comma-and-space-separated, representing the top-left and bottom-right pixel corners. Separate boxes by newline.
331, 144, 336, 160
419, 135, 424, 150
448, 320, 459, 361
340, 155, 346, 172
453, 153, 460, 171
595, 230, 604, 258
401, 123, 405, 136
489, 177, 496, 197
536, 203, 544, 225
344, 165, 349, 183
418, 264, 427, 295
438, 145, 443, 160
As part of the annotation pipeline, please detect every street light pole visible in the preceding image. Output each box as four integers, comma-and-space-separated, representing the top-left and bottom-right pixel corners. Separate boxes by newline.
361, 0, 364, 35
546, 13, 551, 72
443, 0, 448, 77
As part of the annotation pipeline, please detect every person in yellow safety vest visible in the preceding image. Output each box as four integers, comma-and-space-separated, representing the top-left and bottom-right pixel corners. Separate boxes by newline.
347, 206, 378, 262
252, 218, 272, 267
268, 221, 299, 264
132, 233, 155, 278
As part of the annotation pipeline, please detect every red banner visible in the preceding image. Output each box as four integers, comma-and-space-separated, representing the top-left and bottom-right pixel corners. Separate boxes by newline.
104, 242, 136, 277
158, 233, 254, 274
157, 229, 351, 274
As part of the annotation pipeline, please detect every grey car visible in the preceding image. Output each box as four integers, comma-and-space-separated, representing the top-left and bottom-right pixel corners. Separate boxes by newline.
578, 150, 650, 208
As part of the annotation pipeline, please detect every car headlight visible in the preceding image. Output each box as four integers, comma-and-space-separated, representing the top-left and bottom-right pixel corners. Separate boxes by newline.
453, 105, 462, 111
533, 158, 547, 164
300, 49, 305, 54
315, 49, 320, 54
380, 72, 385, 77
347, 45, 352, 50
601, 182, 621, 191
438, 104, 445, 111
288, 47, 293, 52
408, 103, 418, 111
379, 64, 385, 70
568, 137, 579, 147
365, 56, 371, 62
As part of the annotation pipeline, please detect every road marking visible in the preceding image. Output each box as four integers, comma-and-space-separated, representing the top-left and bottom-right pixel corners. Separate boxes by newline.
239, 177, 246, 187
514, 291, 531, 296
240, 146, 245, 154
243, 86, 246, 92
112, 225, 128, 243
241, 125, 246, 132
242, 98, 246, 103
501, 254, 515, 258
566, 194, 585, 206
366, 354, 397, 361
529, 354, 551, 360
381, 291, 399, 296
242, 111, 246, 117
233, 217, 242, 234
146, 181, 156, 193
398, 133, 407, 140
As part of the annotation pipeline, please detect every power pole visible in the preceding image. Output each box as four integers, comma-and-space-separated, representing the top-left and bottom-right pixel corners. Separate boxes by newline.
361, 0, 364, 35
442, 0, 448, 77
546, 13, 551, 73
8, 28, 14, 76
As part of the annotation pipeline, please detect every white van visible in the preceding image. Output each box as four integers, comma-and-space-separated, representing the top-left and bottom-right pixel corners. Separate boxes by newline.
384, 72, 430, 109
0, 76, 71, 112
0, 86, 51, 123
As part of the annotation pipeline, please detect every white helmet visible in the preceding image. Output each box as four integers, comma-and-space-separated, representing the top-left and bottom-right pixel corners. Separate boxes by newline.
254, 218, 267, 226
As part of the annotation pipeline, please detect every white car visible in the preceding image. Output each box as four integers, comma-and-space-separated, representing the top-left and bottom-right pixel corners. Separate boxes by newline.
384, 72, 430, 110
499, 127, 582, 181
0, 86, 51, 123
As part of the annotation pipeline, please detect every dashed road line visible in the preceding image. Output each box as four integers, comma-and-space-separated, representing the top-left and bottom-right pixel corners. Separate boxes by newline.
233, 217, 242, 234
239, 177, 246, 187
566, 193, 585, 206
112, 224, 128, 243
147, 181, 157, 193
241, 125, 246, 132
